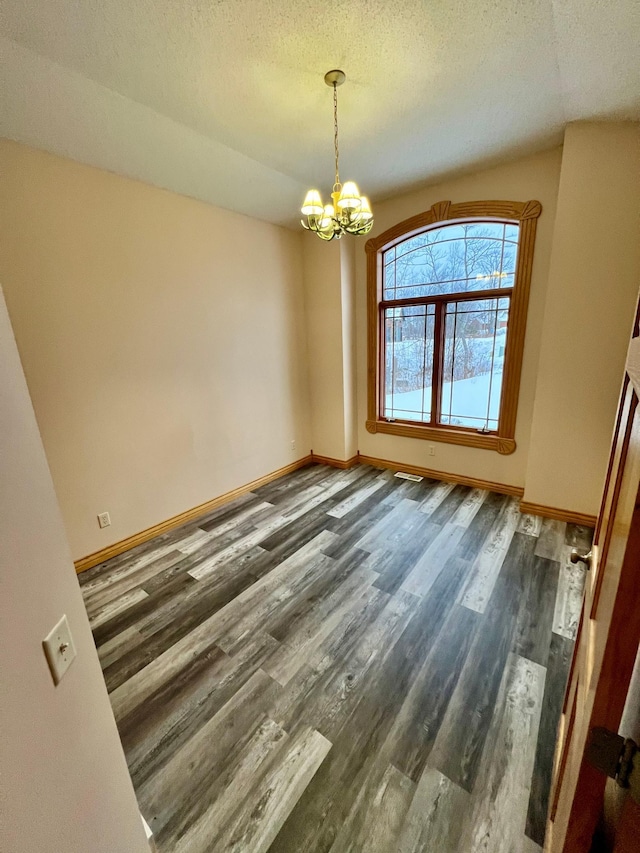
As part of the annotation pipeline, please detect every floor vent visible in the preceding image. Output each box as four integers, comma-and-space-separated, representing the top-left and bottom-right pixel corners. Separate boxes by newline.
394, 471, 424, 482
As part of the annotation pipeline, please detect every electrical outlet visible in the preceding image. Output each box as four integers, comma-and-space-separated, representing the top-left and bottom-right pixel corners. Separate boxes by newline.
428, 445, 436, 457
43, 614, 77, 685
291, 440, 296, 452
98, 511, 111, 529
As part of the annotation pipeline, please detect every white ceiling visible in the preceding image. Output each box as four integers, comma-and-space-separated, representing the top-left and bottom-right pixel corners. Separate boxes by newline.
1, 0, 639, 227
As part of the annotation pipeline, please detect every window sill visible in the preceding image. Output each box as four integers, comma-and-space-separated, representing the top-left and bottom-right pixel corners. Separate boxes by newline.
365, 419, 516, 455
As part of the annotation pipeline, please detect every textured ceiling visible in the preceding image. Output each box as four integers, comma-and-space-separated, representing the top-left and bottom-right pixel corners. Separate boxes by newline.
1, 1, 639, 226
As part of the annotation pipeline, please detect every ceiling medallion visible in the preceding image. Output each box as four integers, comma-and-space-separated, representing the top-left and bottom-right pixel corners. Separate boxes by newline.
300, 70, 373, 241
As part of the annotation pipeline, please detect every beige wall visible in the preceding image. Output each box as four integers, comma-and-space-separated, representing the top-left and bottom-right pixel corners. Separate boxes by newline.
0, 140, 311, 560
303, 236, 346, 459
524, 123, 640, 516
355, 147, 564, 489
0, 287, 149, 853
303, 236, 358, 461
340, 239, 358, 460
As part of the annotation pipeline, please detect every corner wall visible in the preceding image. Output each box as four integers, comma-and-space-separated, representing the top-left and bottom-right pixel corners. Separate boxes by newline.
0, 139, 311, 561
303, 235, 358, 461
0, 288, 149, 853
303, 236, 346, 459
524, 123, 640, 516
340, 239, 358, 460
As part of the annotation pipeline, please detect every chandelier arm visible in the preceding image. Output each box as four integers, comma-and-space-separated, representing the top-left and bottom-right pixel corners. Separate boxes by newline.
345, 217, 374, 236
303, 220, 325, 234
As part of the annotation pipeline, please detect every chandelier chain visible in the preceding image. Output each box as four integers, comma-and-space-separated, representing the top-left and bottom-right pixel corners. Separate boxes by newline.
300, 69, 373, 240
333, 83, 340, 189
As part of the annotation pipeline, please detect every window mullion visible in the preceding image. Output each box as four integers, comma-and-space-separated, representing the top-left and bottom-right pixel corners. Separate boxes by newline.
431, 302, 445, 426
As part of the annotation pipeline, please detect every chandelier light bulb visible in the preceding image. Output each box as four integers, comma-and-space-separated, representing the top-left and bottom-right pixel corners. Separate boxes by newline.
300, 71, 373, 241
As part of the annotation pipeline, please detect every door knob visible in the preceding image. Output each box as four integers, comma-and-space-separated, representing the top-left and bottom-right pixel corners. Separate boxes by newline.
570, 548, 593, 569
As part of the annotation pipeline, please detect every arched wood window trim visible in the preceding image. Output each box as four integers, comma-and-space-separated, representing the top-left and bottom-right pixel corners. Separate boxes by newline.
365, 199, 542, 455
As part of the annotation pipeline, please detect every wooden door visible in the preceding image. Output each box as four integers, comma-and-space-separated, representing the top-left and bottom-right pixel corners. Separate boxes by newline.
547, 304, 640, 851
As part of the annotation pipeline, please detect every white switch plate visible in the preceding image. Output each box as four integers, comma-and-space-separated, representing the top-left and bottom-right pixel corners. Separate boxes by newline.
428, 445, 436, 456
98, 511, 111, 528
43, 614, 77, 685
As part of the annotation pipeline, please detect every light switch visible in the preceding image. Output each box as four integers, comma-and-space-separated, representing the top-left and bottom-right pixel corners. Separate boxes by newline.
43, 614, 77, 685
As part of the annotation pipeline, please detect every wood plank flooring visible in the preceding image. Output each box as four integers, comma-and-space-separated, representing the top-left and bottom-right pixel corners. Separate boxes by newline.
79, 463, 590, 853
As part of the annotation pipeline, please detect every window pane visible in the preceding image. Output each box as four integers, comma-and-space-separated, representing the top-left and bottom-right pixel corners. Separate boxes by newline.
440, 297, 510, 431
382, 222, 519, 300
383, 305, 436, 422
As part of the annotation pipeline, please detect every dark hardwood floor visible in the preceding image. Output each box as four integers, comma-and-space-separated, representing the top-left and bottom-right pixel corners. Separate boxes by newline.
79, 463, 591, 853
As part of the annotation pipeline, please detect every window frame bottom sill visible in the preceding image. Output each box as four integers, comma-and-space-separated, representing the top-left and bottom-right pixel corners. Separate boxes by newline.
365, 419, 516, 455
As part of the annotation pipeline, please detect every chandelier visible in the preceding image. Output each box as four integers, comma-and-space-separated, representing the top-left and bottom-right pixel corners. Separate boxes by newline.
301, 70, 373, 241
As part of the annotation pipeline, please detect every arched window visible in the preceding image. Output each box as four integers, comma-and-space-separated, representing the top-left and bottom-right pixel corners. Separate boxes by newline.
366, 200, 542, 454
